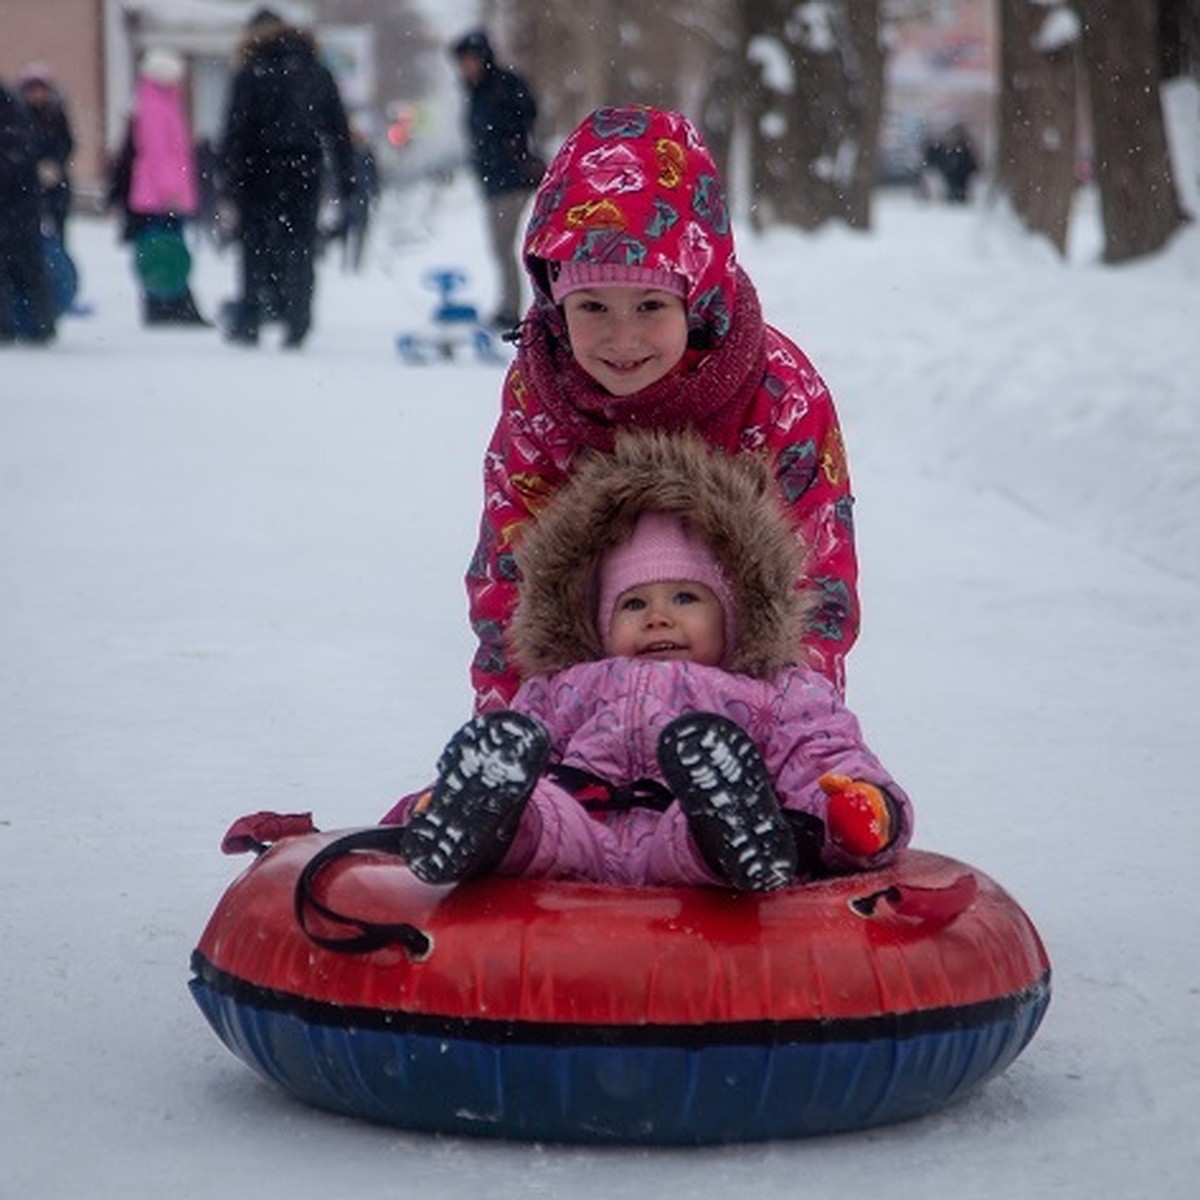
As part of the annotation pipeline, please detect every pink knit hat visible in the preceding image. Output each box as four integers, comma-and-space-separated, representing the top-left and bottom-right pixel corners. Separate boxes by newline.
596, 511, 736, 656
549, 260, 687, 304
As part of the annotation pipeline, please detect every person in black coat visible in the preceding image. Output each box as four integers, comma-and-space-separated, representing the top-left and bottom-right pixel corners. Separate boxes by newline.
451, 29, 542, 330
924, 123, 979, 205
0, 79, 55, 345
16, 66, 74, 243
219, 8, 355, 348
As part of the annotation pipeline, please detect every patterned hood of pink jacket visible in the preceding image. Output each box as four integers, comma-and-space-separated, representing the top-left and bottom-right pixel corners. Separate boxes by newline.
523, 106, 738, 348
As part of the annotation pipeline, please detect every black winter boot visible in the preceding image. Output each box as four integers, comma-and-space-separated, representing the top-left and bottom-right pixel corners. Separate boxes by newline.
402, 711, 550, 884
658, 713, 797, 892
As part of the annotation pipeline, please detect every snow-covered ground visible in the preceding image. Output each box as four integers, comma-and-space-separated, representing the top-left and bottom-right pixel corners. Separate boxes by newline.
2, 176, 1198, 1197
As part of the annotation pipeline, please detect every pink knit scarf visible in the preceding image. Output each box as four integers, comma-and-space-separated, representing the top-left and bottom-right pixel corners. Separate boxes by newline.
516, 267, 769, 453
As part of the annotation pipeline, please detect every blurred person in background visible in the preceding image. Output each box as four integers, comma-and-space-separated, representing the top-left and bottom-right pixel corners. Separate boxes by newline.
450, 29, 543, 332
16, 65, 73, 244
108, 48, 210, 326
923, 123, 980, 204
219, 7, 355, 349
0, 77, 56, 345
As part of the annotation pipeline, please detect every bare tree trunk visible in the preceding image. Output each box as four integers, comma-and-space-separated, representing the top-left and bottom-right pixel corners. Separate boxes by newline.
744, 0, 824, 230
490, 0, 604, 135
696, 6, 747, 188
498, 1, 738, 142
995, 0, 1078, 255
312, 0, 439, 111
1077, 0, 1187, 262
839, 0, 885, 230
743, 0, 883, 232
1160, 0, 1200, 75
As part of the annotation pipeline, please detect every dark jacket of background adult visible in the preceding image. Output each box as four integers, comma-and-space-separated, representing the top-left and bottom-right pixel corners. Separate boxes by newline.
0, 81, 55, 341
16, 72, 73, 239
217, 16, 355, 345
220, 21, 354, 212
453, 30, 540, 197
0, 83, 42, 247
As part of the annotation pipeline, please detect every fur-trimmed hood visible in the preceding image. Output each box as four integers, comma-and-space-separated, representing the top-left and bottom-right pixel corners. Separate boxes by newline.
509, 432, 810, 681
236, 17, 317, 68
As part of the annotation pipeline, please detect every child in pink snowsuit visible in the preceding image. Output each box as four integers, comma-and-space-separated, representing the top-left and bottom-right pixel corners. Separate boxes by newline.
401, 432, 911, 892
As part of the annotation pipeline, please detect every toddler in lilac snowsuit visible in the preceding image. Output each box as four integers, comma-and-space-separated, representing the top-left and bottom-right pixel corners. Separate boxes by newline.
400, 432, 912, 891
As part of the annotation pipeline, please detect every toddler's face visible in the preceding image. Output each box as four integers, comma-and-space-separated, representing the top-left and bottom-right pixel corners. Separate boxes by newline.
604, 580, 724, 666
562, 287, 688, 396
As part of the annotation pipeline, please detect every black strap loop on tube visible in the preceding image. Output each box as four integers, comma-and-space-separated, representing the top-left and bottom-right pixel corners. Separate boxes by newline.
293, 827, 432, 958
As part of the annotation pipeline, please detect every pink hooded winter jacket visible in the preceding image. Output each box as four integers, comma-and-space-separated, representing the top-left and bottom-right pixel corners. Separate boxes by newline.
128, 76, 198, 216
500, 657, 912, 885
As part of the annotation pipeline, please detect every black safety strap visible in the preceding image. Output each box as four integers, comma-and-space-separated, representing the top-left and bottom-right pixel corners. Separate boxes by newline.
293, 826, 432, 958
543, 763, 675, 814
547, 764, 830, 878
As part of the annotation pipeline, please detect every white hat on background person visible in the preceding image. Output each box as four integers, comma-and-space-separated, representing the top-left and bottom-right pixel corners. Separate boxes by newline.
139, 47, 186, 87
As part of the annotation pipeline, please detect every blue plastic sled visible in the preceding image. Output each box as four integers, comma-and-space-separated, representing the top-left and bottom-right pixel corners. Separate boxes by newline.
396, 268, 505, 365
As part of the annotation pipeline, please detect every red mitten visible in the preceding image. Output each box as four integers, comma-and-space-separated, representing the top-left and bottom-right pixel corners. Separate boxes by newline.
819, 773, 894, 857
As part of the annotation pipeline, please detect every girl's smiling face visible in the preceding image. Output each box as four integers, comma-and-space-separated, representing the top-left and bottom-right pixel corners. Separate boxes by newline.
562, 287, 689, 396
604, 579, 725, 666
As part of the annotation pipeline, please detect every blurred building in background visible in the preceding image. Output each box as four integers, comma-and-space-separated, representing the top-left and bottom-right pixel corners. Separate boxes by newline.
0, 0, 436, 206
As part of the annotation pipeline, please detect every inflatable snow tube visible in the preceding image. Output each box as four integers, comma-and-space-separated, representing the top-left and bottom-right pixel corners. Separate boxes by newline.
189, 830, 1050, 1144
134, 223, 191, 299
9, 233, 78, 336
43, 232, 79, 316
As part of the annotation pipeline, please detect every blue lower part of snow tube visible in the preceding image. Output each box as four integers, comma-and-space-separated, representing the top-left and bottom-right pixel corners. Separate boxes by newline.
190, 966, 1050, 1144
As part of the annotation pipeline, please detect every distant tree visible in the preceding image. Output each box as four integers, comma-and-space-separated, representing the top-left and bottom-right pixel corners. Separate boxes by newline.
491, 1, 734, 140
1075, 0, 1187, 261
313, 0, 438, 109
837, 0, 887, 228
995, 0, 1079, 255
1159, 0, 1200, 77
694, 4, 747, 186
1157, 0, 1200, 221
742, 0, 885, 231
993, 0, 1191, 261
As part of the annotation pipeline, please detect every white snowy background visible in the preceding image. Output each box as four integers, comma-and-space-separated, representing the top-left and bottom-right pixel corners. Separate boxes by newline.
3, 156, 1199, 1195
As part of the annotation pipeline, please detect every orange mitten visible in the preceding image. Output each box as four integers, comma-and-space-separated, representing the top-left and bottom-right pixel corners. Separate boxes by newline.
819, 773, 894, 857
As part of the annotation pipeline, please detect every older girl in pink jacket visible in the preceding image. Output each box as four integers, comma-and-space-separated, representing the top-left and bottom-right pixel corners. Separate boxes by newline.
466, 105, 857, 714
401, 432, 911, 892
